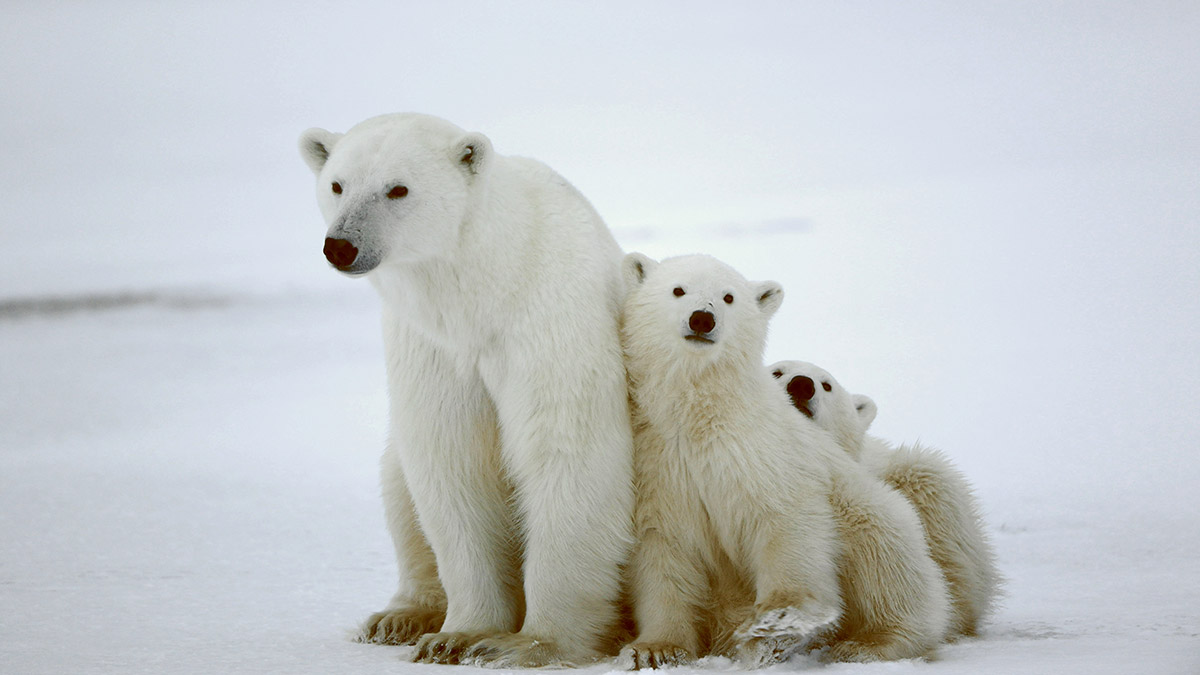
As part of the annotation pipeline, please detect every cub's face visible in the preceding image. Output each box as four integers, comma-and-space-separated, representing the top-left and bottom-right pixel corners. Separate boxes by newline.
299, 114, 491, 275
769, 360, 876, 452
622, 253, 783, 366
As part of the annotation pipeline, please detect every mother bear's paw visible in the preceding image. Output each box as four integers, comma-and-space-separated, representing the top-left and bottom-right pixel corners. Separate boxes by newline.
464, 633, 580, 667
412, 630, 499, 664
358, 606, 445, 645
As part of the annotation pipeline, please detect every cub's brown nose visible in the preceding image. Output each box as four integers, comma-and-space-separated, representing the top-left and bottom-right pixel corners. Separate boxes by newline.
689, 310, 716, 334
323, 237, 358, 268
787, 375, 816, 402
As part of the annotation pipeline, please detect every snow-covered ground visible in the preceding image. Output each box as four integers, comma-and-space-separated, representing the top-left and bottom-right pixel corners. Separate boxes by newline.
2, 2, 1198, 673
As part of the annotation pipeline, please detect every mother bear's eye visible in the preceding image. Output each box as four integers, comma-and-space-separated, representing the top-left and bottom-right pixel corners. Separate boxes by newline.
724, 294, 734, 304
772, 370, 783, 378
331, 182, 342, 194
673, 287, 685, 297
822, 381, 832, 392
387, 185, 409, 199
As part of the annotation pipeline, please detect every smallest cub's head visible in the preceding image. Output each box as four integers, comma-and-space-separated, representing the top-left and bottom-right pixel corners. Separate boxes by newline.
769, 360, 876, 458
622, 253, 783, 368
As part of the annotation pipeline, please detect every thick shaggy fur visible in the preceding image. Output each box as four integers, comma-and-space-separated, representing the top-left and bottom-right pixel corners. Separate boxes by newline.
619, 254, 949, 668
770, 360, 1002, 638
300, 114, 634, 667
864, 442, 1002, 638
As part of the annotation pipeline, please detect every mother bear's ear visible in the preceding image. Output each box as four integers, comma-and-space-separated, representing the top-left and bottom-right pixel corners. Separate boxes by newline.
299, 128, 344, 174
622, 252, 658, 291
453, 132, 493, 176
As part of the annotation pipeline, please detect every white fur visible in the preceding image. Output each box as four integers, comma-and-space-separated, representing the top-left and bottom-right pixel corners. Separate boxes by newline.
769, 359, 1002, 639
619, 255, 949, 668
769, 360, 875, 462
300, 113, 633, 666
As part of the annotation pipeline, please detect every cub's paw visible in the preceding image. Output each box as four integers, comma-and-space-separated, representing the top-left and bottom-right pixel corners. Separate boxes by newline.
618, 642, 695, 670
823, 634, 931, 663
802, 627, 837, 653
358, 606, 445, 645
824, 639, 883, 663
412, 631, 494, 664
734, 635, 807, 668
464, 633, 574, 668
735, 603, 839, 641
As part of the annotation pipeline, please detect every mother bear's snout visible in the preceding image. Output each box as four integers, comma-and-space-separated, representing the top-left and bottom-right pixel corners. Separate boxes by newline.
324, 237, 359, 269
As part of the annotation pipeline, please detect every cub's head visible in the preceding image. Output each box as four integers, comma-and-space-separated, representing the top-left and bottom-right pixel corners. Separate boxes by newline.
769, 360, 876, 458
299, 113, 493, 275
622, 253, 783, 371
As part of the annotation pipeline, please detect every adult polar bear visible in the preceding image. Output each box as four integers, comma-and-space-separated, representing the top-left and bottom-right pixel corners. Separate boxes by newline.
299, 113, 633, 667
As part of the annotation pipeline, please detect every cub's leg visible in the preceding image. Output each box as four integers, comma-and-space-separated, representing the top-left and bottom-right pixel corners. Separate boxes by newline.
621, 433, 709, 669
737, 491, 843, 647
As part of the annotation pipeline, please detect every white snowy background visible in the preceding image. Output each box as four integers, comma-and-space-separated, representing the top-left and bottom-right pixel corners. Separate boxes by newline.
2, 1, 1198, 673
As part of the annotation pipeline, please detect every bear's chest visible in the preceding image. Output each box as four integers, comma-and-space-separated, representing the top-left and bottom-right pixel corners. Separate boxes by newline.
672, 434, 769, 558
375, 264, 504, 352
412, 290, 484, 345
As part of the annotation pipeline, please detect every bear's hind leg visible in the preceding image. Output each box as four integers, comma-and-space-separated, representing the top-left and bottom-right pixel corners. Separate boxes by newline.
881, 444, 1001, 639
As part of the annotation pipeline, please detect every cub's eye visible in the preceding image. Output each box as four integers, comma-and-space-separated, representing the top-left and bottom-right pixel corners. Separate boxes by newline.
772, 370, 783, 379
724, 294, 734, 304
822, 382, 832, 392
387, 185, 409, 199
673, 287, 685, 297
331, 182, 342, 194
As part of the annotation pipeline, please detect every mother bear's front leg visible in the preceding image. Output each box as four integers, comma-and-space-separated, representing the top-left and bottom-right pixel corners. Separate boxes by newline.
387, 330, 525, 664
466, 336, 635, 667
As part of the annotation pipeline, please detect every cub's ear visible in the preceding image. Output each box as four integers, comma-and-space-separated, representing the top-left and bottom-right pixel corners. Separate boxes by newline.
622, 252, 658, 290
299, 128, 343, 174
454, 132, 493, 176
852, 394, 878, 431
755, 281, 784, 317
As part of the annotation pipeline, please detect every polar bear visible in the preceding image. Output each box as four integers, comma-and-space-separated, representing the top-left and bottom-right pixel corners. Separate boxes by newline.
619, 253, 949, 667
299, 113, 634, 667
769, 360, 1001, 639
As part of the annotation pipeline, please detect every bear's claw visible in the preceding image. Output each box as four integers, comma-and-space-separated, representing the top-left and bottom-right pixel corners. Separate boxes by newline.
358, 606, 445, 645
412, 631, 494, 664
619, 642, 694, 670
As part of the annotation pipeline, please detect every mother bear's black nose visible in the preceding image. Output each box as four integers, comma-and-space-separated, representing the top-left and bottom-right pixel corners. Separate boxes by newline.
787, 375, 816, 402
324, 237, 359, 268
689, 310, 716, 334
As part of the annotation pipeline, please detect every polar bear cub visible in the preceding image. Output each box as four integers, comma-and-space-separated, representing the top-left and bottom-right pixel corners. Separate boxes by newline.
299, 113, 634, 667
620, 254, 949, 667
770, 360, 1001, 638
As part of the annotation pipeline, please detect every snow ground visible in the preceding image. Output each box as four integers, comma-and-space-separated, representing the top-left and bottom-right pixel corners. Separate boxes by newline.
2, 1, 1199, 673
2, 258, 1197, 675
